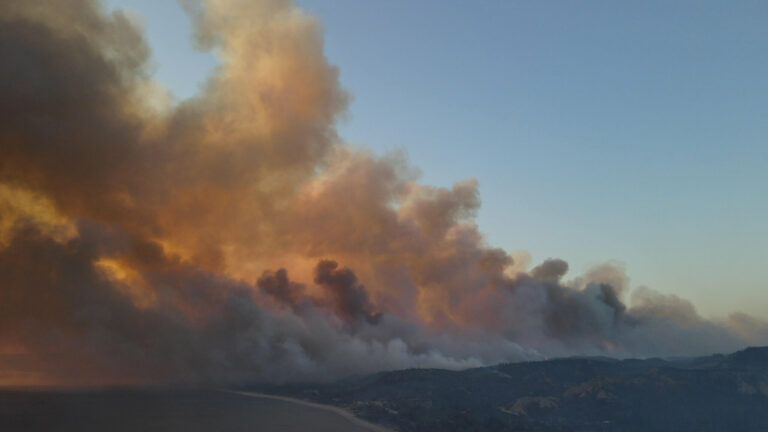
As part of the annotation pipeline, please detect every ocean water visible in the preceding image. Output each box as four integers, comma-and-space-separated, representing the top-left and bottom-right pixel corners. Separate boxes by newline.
0, 389, 378, 432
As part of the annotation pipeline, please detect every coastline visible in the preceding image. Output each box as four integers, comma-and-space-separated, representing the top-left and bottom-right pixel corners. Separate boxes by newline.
220, 389, 396, 432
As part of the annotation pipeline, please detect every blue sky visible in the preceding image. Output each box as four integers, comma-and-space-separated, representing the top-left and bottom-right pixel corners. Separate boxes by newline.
105, 0, 768, 318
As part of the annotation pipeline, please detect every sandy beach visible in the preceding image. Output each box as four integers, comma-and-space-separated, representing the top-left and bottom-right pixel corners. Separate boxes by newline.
221, 389, 396, 432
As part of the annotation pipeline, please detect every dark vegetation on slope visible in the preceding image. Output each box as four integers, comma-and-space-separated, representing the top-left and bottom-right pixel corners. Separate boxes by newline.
251, 347, 768, 432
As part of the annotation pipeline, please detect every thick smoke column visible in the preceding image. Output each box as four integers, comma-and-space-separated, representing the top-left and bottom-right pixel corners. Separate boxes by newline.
0, 0, 767, 386
258, 268, 306, 311
313, 260, 382, 325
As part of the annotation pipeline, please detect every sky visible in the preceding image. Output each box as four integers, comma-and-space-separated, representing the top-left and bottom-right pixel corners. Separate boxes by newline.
104, 0, 768, 318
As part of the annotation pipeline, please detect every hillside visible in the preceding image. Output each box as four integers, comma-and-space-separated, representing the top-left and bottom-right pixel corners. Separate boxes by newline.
251, 347, 768, 431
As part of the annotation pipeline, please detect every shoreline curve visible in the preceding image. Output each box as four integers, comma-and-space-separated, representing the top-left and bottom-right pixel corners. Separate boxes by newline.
219, 389, 396, 432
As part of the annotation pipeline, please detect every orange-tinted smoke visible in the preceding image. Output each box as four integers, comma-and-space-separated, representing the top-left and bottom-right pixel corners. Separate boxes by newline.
1, 0, 767, 386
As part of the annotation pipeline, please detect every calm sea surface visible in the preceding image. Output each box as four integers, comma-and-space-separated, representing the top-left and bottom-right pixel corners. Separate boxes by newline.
0, 390, 379, 432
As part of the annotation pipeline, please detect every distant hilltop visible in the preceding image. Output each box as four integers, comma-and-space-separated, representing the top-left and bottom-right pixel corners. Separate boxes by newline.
719, 346, 768, 369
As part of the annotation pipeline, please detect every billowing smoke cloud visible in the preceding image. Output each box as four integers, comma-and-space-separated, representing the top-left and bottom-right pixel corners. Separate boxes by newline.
0, 0, 767, 386
531, 258, 569, 281
258, 268, 306, 311
314, 260, 382, 325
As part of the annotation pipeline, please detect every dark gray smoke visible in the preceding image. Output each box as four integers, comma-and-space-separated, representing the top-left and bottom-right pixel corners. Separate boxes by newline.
314, 260, 382, 325
258, 268, 307, 311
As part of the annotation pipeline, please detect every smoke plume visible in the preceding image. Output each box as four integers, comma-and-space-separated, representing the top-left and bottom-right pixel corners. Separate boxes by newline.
0, 0, 766, 386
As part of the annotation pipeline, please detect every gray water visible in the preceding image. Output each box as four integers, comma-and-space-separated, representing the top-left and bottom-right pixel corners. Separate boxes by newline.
0, 390, 379, 432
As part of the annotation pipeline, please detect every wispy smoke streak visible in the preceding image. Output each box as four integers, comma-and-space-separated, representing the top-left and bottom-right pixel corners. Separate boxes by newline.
0, 0, 766, 386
